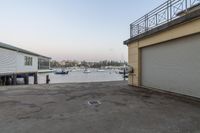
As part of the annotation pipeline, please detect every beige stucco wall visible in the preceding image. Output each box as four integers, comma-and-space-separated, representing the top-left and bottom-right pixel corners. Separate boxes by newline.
128, 18, 200, 86
138, 19, 200, 48
128, 42, 139, 85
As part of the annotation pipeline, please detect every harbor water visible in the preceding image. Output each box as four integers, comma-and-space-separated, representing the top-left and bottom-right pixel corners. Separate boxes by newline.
28, 69, 125, 84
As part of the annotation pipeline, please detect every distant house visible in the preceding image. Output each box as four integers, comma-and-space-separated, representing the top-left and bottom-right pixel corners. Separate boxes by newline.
0, 42, 51, 76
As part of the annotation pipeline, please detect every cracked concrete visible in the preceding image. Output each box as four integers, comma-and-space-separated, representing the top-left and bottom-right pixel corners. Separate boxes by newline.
0, 81, 200, 133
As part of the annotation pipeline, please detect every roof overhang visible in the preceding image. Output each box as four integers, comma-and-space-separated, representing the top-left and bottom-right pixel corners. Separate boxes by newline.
0, 42, 51, 59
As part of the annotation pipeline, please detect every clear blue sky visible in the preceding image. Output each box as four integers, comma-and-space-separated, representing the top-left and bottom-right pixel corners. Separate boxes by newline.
0, 0, 166, 61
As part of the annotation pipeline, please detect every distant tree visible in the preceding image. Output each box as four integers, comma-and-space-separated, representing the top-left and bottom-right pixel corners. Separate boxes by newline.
50, 60, 127, 68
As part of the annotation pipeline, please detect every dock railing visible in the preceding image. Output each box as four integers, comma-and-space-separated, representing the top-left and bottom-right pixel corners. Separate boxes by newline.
130, 0, 200, 38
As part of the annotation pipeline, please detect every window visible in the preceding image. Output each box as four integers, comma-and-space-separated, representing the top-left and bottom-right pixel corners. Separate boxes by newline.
25, 56, 33, 66
38, 58, 50, 70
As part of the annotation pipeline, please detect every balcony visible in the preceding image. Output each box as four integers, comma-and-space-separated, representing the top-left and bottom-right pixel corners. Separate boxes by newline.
130, 0, 200, 38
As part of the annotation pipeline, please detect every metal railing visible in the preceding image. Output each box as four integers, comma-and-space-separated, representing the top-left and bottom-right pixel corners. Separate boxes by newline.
130, 0, 200, 38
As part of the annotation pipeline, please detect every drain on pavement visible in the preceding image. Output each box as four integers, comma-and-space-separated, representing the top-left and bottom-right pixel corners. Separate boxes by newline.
88, 100, 101, 106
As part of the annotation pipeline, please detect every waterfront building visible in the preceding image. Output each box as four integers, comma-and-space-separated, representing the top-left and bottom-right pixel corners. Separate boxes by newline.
124, 0, 200, 98
0, 42, 51, 85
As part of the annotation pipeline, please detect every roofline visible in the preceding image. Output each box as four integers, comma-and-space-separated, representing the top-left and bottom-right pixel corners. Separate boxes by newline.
38, 55, 52, 60
124, 8, 200, 45
0, 42, 51, 59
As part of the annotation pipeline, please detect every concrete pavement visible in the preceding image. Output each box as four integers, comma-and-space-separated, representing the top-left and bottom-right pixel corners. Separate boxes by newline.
0, 81, 200, 133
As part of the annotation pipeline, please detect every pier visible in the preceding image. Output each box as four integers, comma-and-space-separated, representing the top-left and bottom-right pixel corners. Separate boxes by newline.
0, 72, 38, 86
0, 81, 200, 133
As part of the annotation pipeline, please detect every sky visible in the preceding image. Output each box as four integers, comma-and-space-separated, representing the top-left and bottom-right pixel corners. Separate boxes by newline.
0, 0, 166, 61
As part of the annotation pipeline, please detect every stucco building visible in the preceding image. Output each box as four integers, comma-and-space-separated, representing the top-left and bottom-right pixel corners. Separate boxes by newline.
124, 0, 200, 98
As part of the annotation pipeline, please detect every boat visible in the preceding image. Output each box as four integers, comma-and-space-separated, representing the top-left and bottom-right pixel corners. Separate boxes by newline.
71, 69, 77, 72
83, 68, 91, 73
97, 69, 105, 72
38, 69, 55, 73
123, 74, 128, 78
55, 69, 69, 75
119, 69, 128, 74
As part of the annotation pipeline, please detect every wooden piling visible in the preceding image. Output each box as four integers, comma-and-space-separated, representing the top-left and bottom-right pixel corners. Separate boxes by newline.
5, 76, 8, 85
5, 76, 11, 85
46, 75, 50, 84
123, 68, 126, 80
24, 74, 29, 85
34, 73, 38, 84
2, 76, 6, 85
12, 74, 17, 85
0, 76, 2, 86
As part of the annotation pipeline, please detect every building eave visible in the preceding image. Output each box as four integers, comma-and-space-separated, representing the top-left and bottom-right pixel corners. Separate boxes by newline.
0, 42, 51, 59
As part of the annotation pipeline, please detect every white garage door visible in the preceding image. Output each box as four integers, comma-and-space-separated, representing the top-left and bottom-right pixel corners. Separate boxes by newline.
141, 33, 200, 98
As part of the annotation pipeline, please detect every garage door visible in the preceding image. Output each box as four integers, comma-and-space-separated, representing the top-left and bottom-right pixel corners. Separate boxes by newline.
141, 33, 200, 98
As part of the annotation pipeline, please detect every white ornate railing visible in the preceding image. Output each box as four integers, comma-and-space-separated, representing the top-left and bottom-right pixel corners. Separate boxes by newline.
130, 0, 200, 38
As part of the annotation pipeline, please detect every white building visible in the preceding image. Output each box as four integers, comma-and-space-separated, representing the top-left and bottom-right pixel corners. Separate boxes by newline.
0, 42, 51, 85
